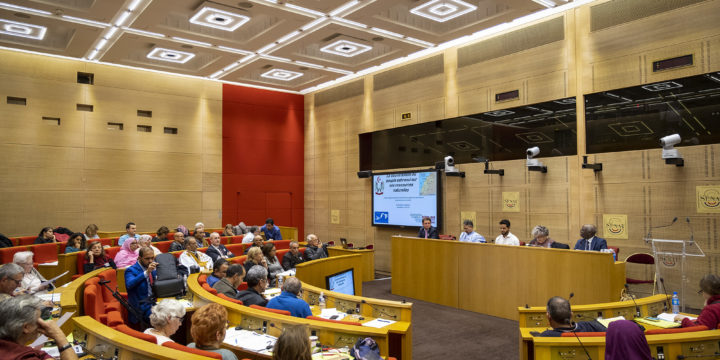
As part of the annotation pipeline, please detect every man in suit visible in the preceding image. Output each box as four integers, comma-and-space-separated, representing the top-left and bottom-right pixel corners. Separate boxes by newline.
303, 234, 327, 261
212, 264, 245, 299
417, 216, 439, 239
282, 240, 305, 270
237, 265, 268, 307
125, 247, 157, 327
573, 224, 608, 251
537, 296, 607, 336
206, 232, 234, 264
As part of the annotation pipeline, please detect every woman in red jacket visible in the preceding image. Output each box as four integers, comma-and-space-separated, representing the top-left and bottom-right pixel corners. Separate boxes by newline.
675, 274, 720, 329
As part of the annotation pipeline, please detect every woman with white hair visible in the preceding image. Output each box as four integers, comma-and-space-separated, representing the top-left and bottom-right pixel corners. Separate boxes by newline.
143, 299, 187, 345
13, 251, 52, 295
0, 295, 78, 360
135, 235, 162, 256
194, 222, 210, 238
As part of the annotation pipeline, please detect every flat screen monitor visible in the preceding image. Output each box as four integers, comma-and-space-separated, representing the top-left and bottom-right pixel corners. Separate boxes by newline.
325, 269, 355, 296
371, 170, 441, 228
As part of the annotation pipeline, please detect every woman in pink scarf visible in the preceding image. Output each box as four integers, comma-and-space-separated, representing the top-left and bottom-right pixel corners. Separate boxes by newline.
114, 237, 139, 268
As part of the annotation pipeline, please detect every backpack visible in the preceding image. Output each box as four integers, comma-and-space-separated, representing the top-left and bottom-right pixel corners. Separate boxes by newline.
349, 337, 381, 360
153, 253, 185, 298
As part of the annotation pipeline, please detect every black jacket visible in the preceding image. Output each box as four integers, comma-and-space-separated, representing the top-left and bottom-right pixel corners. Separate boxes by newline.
537, 321, 607, 337
237, 287, 268, 307
282, 252, 304, 270
417, 226, 439, 239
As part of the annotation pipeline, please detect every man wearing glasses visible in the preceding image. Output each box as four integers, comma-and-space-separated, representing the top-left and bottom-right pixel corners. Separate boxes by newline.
0, 263, 24, 301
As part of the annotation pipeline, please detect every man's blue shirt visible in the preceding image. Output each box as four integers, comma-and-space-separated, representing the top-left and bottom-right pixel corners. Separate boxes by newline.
266, 291, 312, 318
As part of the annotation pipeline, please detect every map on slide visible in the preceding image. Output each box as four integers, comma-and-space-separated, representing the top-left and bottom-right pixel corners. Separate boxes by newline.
418, 172, 437, 196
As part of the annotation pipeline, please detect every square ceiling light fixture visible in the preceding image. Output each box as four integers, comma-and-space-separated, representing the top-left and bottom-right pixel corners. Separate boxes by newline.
261, 68, 303, 81
0, 19, 47, 40
147, 47, 195, 64
189, 6, 250, 31
410, 0, 477, 23
320, 39, 372, 57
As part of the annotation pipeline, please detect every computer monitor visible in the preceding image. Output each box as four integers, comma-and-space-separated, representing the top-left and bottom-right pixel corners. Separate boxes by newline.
325, 268, 355, 295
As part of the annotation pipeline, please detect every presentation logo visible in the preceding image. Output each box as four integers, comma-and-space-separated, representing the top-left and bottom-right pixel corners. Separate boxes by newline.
374, 211, 389, 223
374, 177, 384, 195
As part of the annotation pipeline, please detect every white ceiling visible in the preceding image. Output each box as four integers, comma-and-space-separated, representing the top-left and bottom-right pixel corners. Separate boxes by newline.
0, 0, 577, 93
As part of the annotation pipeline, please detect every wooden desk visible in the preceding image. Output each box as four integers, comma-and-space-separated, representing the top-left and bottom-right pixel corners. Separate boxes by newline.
295, 254, 364, 296
391, 236, 625, 321
327, 246, 375, 282
278, 226, 298, 241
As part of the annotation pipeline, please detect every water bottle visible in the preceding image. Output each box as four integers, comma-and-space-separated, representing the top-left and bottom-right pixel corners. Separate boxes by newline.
278, 275, 283, 289
319, 292, 326, 309
671, 291, 680, 314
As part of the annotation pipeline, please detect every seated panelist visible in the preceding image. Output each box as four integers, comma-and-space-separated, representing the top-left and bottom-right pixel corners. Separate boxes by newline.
494, 219, 520, 246
417, 216, 439, 239
458, 219, 485, 243
573, 224, 608, 251
528, 225, 569, 249
537, 296, 606, 336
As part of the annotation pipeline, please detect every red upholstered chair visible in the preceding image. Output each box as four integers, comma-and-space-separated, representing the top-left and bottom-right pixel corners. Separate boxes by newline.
625, 253, 656, 294
229, 236, 244, 244
608, 246, 620, 259
97, 269, 123, 313
114, 324, 157, 343
307, 315, 362, 326
560, 332, 606, 337
154, 241, 171, 253
519, 241, 526, 246
18, 236, 36, 246
218, 293, 244, 305
326, 241, 335, 246
98, 238, 114, 247
272, 240, 291, 250
202, 282, 218, 295
645, 325, 708, 335
0, 246, 28, 264
162, 341, 223, 359
31, 243, 58, 266
106, 310, 124, 327
299, 248, 306, 256
198, 247, 208, 253
365, 244, 374, 250
231, 255, 247, 265
237, 282, 248, 291
225, 244, 244, 256
346, 243, 354, 248
438, 235, 455, 240
104, 246, 121, 260
83, 279, 108, 324
198, 274, 208, 285
249, 304, 291, 316
276, 249, 289, 264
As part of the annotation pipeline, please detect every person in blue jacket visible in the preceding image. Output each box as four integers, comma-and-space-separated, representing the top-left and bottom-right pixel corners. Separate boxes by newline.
573, 224, 608, 251
260, 218, 282, 240
125, 247, 157, 327
266, 277, 312, 318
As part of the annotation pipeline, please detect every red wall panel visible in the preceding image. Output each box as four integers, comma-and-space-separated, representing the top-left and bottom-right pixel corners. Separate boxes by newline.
222, 84, 304, 238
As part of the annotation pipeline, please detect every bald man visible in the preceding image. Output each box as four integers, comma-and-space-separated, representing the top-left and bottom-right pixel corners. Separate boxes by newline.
169, 231, 186, 252
573, 224, 608, 251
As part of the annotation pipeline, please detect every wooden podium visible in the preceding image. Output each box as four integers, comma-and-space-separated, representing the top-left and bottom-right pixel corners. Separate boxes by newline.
391, 236, 625, 320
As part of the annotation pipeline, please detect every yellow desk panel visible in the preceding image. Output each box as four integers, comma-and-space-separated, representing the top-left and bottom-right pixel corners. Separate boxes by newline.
295, 254, 363, 296
327, 246, 375, 282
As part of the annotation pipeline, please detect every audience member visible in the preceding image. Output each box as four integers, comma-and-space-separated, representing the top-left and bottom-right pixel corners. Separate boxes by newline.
152, 226, 170, 243
303, 234, 328, 261
537, 296, 606, 336
194, 222, 210, 238
261, 218, 282, 240
176, 224, 189, 236
118, 222, 138, 246
207, 259, 229, 287
458, 219, 485, 243
223, 224, 235, 237
125, 247, 157, 327
13, 252, 52, 295
244, 235, 264, 254
169, 232, 185, 252
194, 231, 207, 247
244, 247, 268, 275
0, 263, 24, 301
0, 233, 13, 248
281, 241, 304, 270
272, 324, 312, 360
675, 274, 720, 329
242, 226, 260, 244
179, 237, 213, 273
136, 235, 162, 256
233, 222, 247, 236
604, 320, 651, 360
144, 299, 186, 345
417, 216, 439, 239
573, 224, 608, 251
206, 232, 234, 263
528, 226, 569, 249
0, 295, 79, 360
64, 233, 86, 254
34, 227, 56, 244
213, 264, 245, 299
83, 241, 116, 274
237, 265, 269, 307
267, 277, 311, 318
114, 237, 140, 268
188, 303, 238, 360
494, 219, 520, 246
84, 224, 100, 240
263, 243, 283, 286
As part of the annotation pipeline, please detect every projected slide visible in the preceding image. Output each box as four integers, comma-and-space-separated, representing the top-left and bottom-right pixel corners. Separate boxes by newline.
372, 171, 439, 227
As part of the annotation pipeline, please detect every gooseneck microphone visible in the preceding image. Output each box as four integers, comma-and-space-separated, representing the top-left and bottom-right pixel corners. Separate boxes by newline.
567, 292, 591, 360
686, 217, 694, 246
361, 299, 398, 319
624, 284, 642, 318
659, 277, 671, 313
645, 217, 678, 243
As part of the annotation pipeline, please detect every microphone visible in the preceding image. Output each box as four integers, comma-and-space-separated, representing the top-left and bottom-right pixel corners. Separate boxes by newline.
361, 299, 398, 319
659, 277, 671, 313
686, 217, 694, 246
571, 329, 592, 360
624, 284, 642, 318
568, 292, 574, 301
645, 217, 677, 243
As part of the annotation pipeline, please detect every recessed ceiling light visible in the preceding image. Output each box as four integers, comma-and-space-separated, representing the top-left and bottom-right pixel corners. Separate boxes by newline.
261, 68, 303, 81
0, 19, 46, 40
320, 39, 372, 57
410, 0, 477, 23
189, 6, 249, 31
147, 47, 195, 64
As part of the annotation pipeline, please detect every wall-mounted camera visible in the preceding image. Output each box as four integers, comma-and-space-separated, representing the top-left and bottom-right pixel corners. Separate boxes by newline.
660, 134, 684, 166
526, 147, 547, 173
443, 156, 465, 177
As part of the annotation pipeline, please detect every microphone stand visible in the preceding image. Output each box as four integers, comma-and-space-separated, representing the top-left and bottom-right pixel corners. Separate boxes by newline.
98, 280, 149, 329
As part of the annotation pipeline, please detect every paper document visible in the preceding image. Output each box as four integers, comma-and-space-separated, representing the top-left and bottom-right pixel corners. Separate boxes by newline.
362, 318, 396, 328
596, 316, 625, 328
39, 261, 59, 266
40, 271, 69, 288
657, 312, 695, 322
30, 311, 75, 347
318, 308, 346, 320
36, 292, 62, 303
224, 328, 276, 352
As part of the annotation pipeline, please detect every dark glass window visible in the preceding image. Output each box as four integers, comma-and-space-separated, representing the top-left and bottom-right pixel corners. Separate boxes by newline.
585, 71, 720, 154
359, 98, 577, 171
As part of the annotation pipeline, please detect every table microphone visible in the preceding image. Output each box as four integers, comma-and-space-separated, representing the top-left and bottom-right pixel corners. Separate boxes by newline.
624, 284, 642, 318
659, 277, 671, 312
645, 217, 677, 243
360, 299, 397, 319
